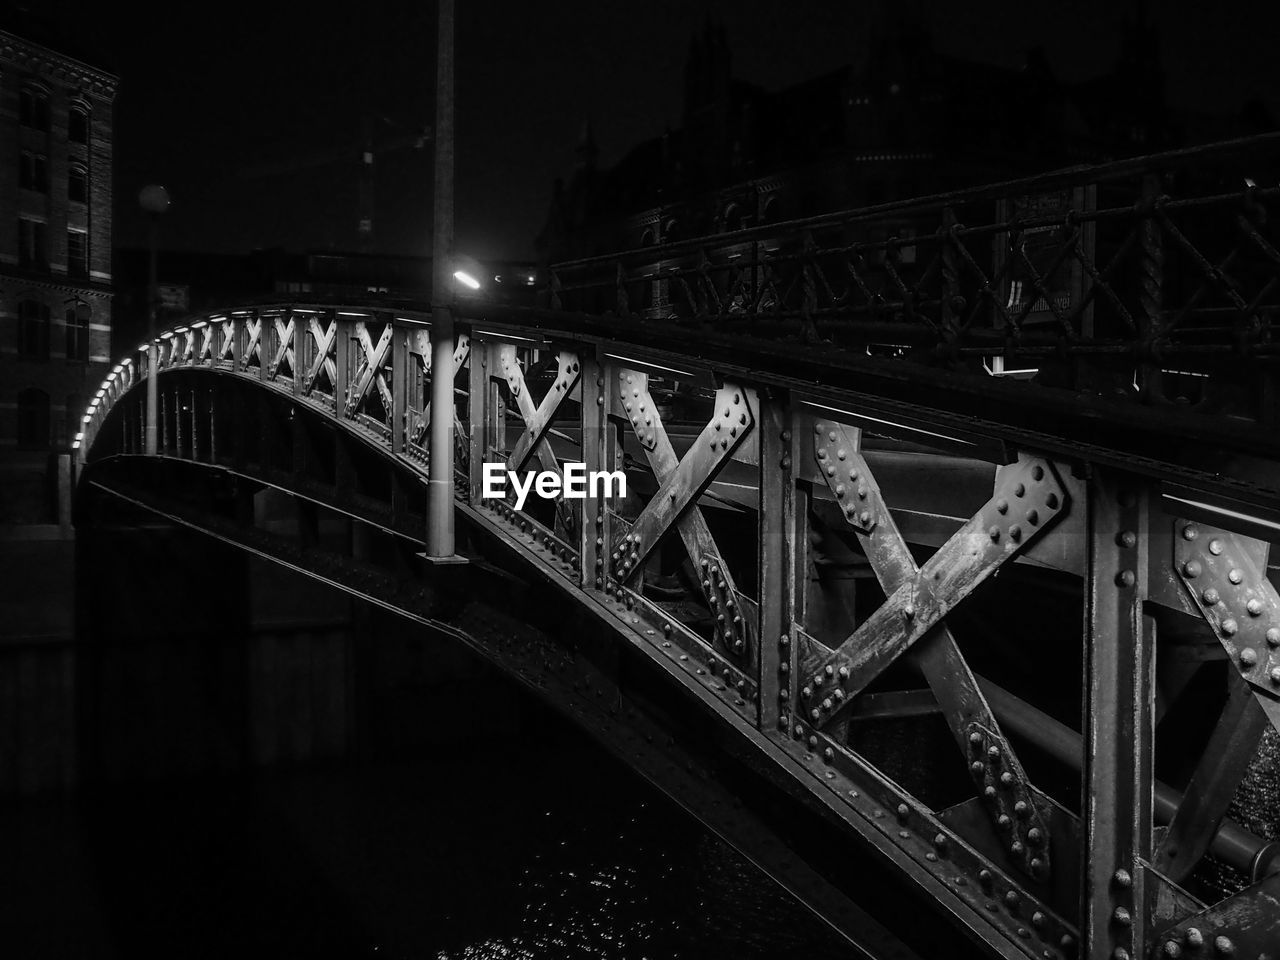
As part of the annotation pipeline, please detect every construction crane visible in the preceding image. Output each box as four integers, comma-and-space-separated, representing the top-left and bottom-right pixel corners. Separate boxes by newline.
236, 116, 432, 252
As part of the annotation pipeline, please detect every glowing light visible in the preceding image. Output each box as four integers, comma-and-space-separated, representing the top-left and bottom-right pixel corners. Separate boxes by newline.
95, 389, 106, 398
71, 441, 80, 450
74, 432, 83, 442
174, 325, 189, 334
453, 270, 481, 290
338, 311, 369, 317
160, 331, 174, 339
82, 414, 92, 424
191, 320, 207, 329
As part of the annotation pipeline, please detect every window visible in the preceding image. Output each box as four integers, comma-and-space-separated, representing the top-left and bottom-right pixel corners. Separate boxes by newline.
20, 152, 48, 192
18, 299, 51, 360
69, 106, 89, 144
19, 87, 50, 131
65, 303, 90, 360
67, 230, 88, 278
68, 165, 88, 204
18, 219, 48, 270
17, 389, 50, 450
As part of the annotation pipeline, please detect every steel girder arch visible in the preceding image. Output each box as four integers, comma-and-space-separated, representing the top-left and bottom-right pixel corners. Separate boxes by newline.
73, 304, 1280, 960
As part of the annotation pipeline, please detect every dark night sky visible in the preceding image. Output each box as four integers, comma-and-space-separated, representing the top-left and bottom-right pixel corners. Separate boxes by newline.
30, 0, 1280, 262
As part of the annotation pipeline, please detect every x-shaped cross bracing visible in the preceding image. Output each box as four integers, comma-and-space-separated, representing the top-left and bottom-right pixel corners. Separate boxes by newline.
613, 370, 757, 660
801, 422, 1066, 877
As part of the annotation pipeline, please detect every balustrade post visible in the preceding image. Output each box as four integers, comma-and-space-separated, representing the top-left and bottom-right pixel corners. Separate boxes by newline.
1081, 468, 1155, 960
334, 315, 350, 418
466, 337, 489, 504
579, 352, 609, 590
758, 391, 797, 733
391, 321, 407, 456
292, 310, 304, 397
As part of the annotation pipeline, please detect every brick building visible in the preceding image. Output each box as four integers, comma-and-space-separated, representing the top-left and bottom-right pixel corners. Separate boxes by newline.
0, 26, 116, 525
536, 12, 1168, 268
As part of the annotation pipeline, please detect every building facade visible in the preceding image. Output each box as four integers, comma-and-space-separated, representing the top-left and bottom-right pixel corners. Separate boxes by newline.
537, 13, 1168, 269
0, 28, 116, 524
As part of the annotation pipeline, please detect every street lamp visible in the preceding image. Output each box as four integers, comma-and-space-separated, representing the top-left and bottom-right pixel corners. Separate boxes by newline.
139, 184, 170, 456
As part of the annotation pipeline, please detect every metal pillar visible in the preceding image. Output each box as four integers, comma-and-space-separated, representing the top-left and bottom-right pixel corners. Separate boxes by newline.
426, 0, 456, 558
145, 216, 159, 456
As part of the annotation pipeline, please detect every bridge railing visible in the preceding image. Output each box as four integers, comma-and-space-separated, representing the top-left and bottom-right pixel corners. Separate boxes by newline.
546, 132, 1280, 426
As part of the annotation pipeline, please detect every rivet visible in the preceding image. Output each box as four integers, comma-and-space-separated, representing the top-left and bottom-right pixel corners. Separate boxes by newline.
835, 484, 845, 498
933, 833, 947, 851
1182, 524, 1199, 541
1164, 943, 1183, 959
1221, 618, 1238, 636
1208, 538, 1223, 555
896, 803, 910, 820
1184, 928, 1203, 948
859, 510, 871, 524
978, 868, 993, 886
825, 664, 835, 677
1116, 570, 1136, 587
1113, 906, 1131, 926
1000, 771, 1014, 787
984, 786, 997, 799
987, 745, 1001, 760
780, 430, 790, 441
969, 731, 984, 746
821, 698, 832, 711
1271, 666, 1280, 685
1246, 598, 1263, 616
996, 499, 1008, 514
1213, 936, 1233, 955
970, 761, 984, 774
1116, 530, 1137, 548
837, 666, 849, 680
837, 448, 847, 460
903, 604, 915, 619
1026, 509, 1039, 525
1005, 890, 1019, 906
1014, 800, 1029, 818
801, 686, 812, 700
1113, 950, 1131, 960
1183, 560, 1202, 578
989, 526, 1001, 542
1203, 588, 1221, 605
1240, 647, 1258, 666
1113, 868, 1132, 887
814, 423, 824, 434
1268, 627, 1280, 647
807, 735, 818, 749
828, 431, 837, 442
997, 814, 1012, 829
1011, 840, 1025, 855
1228, 569, 1243, 584
1009, 525, 1022, 542
823, 747, 834, 762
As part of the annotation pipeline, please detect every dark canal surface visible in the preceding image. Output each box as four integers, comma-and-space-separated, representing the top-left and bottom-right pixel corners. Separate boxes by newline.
0, 698, 854, 959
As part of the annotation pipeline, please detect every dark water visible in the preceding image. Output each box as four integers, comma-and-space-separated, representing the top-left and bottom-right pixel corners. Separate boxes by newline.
0, 724, 852, 959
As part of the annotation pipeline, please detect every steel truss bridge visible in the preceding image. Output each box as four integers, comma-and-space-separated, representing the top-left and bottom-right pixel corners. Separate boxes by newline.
75, 136, 1280, 958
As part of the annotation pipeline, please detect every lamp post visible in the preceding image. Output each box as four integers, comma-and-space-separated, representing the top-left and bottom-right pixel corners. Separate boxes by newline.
426, 0, 457, 559
139, 184, 170, 456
